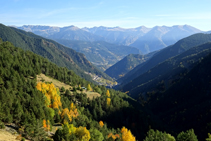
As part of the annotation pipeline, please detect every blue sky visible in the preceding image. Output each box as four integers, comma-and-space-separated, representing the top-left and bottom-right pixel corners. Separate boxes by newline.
1, 0, 211, 31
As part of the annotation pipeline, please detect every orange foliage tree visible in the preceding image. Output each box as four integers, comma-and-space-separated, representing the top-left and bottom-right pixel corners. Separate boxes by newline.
43, 119, 47, 128
99, 121, 104, 127
121, 126, 136, 141
107, 132, 120, 140
43, 119, 51, 132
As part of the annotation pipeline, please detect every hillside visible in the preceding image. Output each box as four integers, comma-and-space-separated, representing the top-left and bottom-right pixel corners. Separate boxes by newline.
105, 53, 154, 80
144, 52, 211, 140
0, 39, 157, 141
117, 33, 211, 86
0, 23, 112, 83
0, 38, 209, 141
54, 39, 141, 70
121, 42, 211, 99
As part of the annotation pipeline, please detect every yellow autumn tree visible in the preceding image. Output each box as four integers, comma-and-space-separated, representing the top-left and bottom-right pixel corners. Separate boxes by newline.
75, 126, 91, 141
61, 103, 79, 122
106, 90, 110, 97
87, 84, 92, 91
107, 98, 111, 106
36, 82, 42, 91
36, 82, 62, 110
99, 121, 104, 127
63, 123, 76, 134
106, 90, 111, 106
121, 127, 136, 141
64, 123, 90, 141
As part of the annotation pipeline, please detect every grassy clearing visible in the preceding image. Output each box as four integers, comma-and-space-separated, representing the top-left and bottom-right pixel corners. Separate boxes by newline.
0, 129, 18, 141
0, 128, 29, 141
84, 91, 100, 99
36, 74, 100, 100
37, 73, 72, 90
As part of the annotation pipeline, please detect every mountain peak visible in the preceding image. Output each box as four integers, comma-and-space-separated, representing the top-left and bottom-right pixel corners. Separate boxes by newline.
135, 26, 151, 33
63, 25, 80, 31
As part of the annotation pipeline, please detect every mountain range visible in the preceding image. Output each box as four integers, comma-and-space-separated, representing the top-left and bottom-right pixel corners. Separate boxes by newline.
54, 39, 141, 71
0, 23, 112, 83
122, 41, 211, 98
1, 22, 211, 140
19, 25, 141, 70
117, 33, 211, 86
18, 25, 201, 54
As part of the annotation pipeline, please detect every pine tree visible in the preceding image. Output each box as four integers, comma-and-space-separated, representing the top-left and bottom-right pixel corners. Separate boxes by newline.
90, 128, 104, 141
206, 133, 211, 141
177, 129, 198, 141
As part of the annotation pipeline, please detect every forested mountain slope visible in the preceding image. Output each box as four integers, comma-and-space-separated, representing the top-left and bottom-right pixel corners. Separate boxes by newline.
0, 23, 112, 82
117, 33, 211, 86
105, 53, 155, 80
0, 39, 159, 141
0, 39, 207, 140
144, 52, 211, 140
121, 42, 211, 98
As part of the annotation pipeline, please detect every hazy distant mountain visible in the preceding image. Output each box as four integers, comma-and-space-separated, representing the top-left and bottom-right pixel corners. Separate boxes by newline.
207, 31, 211, 34
54, 39, 141, 71
18, 25, 60, 37
130, 25, 201, 53
19, 25, 104, 42
83, 26, 151, 46
18, 25, 201, 54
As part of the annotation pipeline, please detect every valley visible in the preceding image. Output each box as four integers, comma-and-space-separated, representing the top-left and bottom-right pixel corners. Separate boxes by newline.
0, 22, 211, 141
2, 0, 211, 140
